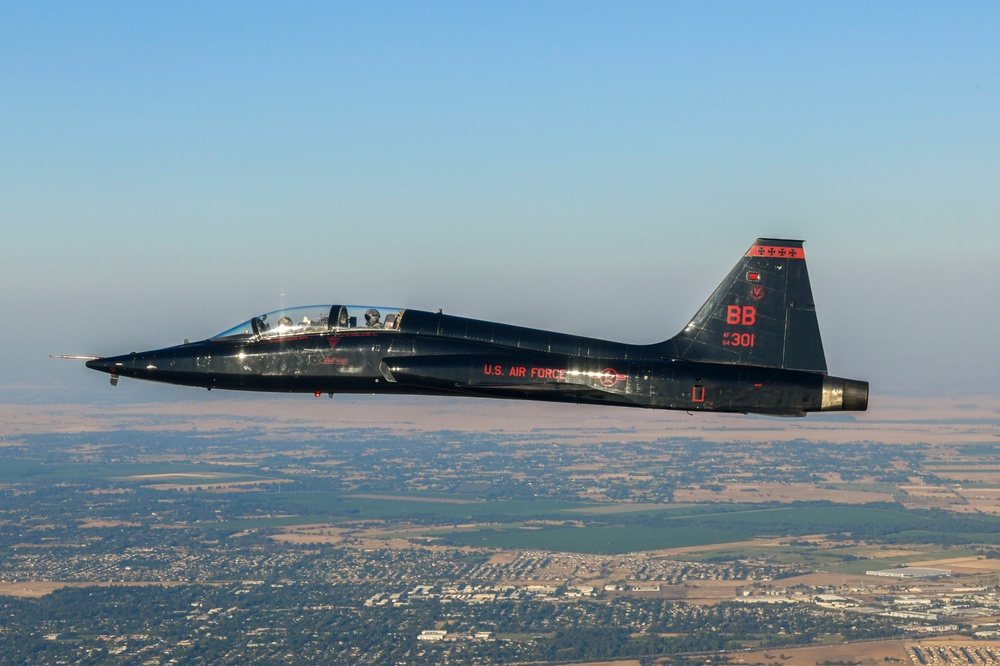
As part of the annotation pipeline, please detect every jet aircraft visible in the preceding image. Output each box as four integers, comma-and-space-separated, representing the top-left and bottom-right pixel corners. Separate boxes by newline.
79, 238, 868, 417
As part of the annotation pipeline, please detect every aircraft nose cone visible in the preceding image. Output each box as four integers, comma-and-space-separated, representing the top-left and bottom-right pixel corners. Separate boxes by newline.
86, 357, 113, 373
86, 355, 133, 375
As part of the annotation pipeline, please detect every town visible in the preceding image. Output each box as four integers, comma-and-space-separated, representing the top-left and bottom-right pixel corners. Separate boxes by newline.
1, 397, 999, 664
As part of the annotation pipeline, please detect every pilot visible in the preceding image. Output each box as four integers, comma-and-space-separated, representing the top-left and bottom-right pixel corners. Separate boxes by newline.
276, 316, 294, 334
338, 309, 350, 328
365, 308, 383, 328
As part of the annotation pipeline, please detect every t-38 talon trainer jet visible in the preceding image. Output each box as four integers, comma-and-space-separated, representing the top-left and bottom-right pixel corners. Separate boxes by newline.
76, 238, 867, 417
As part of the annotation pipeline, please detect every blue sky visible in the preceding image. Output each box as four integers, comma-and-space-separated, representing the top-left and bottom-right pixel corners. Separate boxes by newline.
2, 2, 998, 402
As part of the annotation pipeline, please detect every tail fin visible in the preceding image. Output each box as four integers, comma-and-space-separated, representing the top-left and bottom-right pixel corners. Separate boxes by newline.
665, 238, 827, 373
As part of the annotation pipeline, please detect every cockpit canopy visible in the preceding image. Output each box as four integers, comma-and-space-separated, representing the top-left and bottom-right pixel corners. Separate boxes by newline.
212, 305, 404, 341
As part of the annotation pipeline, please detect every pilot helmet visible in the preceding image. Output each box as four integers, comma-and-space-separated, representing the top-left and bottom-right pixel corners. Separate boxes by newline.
365, 308, 381, 324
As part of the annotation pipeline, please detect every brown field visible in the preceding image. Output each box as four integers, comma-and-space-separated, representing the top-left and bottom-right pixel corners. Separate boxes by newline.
675, 578, 747, 603
139, 478, 291, 492
0, 581, 80, 598
2, 394, 997, 447
645, 538, 784, 558
487, 552, 519, 565
79, 519, 140, 528
127, 473, 230, 480
270, 524, 349, 545
957, 489, 1000, 515
0, 581, 192, 598
908, 555, 1000, 575
675, 482, 895, 505
899, 484, 957, 497
268, 520, 496, 551
696, 639, 1000, 666
772, 572, 872, 588
933, 472, 1000, 483
732, 639, 911, 665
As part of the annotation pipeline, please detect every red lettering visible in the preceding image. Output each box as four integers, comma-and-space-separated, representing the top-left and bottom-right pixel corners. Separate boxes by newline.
528, 367, 567, 381
726, 305, 756, 326
722, 332, 756, 347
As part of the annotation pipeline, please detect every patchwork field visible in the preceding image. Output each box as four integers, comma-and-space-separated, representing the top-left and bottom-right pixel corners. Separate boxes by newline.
1, 393, 998, 664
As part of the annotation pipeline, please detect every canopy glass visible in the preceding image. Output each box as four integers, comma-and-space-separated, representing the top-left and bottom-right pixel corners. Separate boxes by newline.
211, 305, 405, 340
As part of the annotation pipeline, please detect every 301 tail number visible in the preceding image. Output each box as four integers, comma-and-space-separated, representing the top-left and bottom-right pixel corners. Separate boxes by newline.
722, 332, 755, 347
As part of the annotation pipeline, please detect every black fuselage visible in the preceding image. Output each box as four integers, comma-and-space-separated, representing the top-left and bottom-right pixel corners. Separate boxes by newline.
82, 239, 870, 417
86, 308, 866, 417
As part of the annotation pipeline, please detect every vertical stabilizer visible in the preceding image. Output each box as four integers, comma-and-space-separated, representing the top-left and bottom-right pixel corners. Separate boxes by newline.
665, 238, 827, 372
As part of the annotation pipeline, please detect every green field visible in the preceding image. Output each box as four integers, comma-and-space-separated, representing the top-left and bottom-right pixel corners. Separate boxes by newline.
441, 523, 748, 553
437, 505, 931, 554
